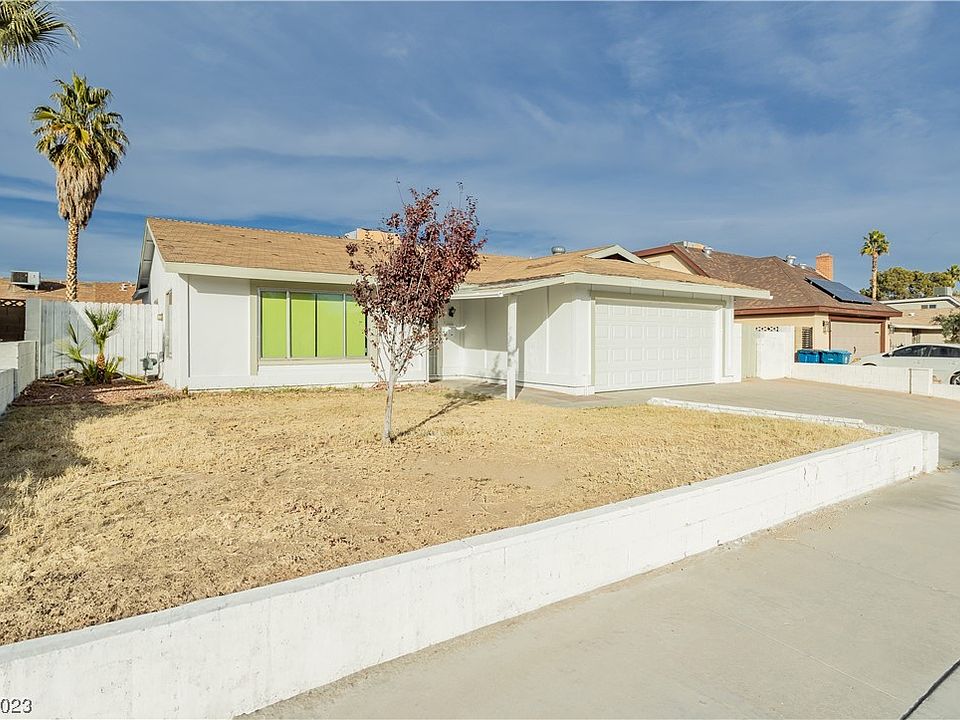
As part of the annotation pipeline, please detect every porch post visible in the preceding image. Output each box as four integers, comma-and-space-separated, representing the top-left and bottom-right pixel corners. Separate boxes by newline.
506, 294, 517, 400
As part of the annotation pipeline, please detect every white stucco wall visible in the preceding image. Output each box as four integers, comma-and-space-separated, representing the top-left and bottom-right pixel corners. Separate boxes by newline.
154, 274, 427, 391
145, 251, 189, 389
440, 285, 591, 393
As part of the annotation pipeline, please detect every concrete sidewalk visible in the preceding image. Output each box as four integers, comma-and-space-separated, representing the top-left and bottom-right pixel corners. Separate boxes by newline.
252, 468, 960, 719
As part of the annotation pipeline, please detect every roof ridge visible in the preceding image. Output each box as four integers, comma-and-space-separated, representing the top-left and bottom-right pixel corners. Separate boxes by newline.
147, 216, 349, 241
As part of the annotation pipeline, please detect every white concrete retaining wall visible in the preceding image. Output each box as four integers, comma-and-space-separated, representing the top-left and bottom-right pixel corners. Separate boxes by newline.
646, 397, 881, 430
0, 340, 37, 395
790, 361, 912, 392
789, 362, 960, 401
0, 421, 937, 719
0, 368, 15, 415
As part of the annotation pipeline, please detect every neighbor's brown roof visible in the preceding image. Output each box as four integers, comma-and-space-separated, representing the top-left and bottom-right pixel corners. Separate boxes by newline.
0, 278, 138, 304
889, 307, 950, 328
465, 246, 757, 290
147, 218, 760, 292
634, 244, 899, 318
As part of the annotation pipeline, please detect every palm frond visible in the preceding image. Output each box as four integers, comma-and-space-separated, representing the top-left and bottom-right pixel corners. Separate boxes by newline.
0, 0, 77, 66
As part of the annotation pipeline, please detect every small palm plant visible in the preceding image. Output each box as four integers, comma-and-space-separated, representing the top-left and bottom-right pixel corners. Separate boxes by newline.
59, 308, 123, 384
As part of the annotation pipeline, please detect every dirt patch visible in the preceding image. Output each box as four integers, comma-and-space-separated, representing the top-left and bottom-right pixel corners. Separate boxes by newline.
14, 377, 180, 406
0, 385, 875, 644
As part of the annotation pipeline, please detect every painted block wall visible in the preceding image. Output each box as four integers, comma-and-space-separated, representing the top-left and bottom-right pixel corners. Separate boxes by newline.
0, 340, 36, 394
0, 367, 15, 414
0, 427, 936, 719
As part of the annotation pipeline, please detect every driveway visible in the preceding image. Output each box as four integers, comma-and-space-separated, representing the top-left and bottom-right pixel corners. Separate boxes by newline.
253, 380, 960, 719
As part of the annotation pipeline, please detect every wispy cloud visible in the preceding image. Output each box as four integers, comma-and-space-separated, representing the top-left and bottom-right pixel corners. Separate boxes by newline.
0, 2, 958, 287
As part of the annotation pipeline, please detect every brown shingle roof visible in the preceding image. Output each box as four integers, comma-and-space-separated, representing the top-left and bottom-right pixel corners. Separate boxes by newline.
149, 217, 359, 275
0, 278, 138, 304
147, 218, 760, 293
637, 244, 899, 318
465, 246, 757, 290
890, 307, 952, 328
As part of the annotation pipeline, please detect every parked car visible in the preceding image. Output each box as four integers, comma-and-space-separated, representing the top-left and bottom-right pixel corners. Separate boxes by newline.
856, 343, 960, 384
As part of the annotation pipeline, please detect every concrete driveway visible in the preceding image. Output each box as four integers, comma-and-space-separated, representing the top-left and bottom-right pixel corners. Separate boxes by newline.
253, 380, 960, 719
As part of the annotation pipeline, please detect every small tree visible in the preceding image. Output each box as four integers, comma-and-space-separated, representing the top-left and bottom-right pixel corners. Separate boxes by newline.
347, 187, 485, 445
60, 307, 123, 384
935, 311, 960, 344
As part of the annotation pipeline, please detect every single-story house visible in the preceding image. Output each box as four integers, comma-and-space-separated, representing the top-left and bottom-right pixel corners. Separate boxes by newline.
633, 242, 901, 358
133, 218, 768, 396
883, 293, 959, 347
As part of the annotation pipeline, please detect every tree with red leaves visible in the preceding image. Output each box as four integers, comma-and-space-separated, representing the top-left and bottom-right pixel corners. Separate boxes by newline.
347, 187, 485, 445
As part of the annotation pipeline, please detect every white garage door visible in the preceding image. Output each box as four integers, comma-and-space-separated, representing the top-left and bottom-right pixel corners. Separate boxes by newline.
594, 300, 718, 391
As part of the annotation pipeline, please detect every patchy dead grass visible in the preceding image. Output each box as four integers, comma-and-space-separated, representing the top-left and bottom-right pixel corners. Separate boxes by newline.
0, 385, 874, 644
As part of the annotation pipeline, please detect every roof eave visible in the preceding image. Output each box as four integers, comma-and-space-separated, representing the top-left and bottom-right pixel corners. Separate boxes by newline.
162, 261, 358, 286
455, 272, 769, 300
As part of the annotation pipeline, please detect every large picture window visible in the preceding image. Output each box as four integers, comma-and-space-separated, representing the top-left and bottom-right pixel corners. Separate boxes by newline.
259, 290, 367, 359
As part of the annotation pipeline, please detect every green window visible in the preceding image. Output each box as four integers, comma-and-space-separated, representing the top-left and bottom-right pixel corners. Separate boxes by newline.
316, 293, 345, 358
346, 296, 367, 357
259, 290, 366, 360
260, 291, 287, 358
290, 293, 317, 358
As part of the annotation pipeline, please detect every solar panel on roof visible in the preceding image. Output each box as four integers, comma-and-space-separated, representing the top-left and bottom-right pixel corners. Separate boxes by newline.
805, 277, 872, 304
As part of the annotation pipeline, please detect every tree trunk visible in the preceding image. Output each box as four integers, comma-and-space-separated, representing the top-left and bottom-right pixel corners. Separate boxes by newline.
871, 253, 879, 300
382, 367, 397, 446
66, 219, 80, 302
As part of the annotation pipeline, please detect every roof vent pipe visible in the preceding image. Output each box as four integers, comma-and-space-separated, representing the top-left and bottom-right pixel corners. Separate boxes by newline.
785, 255, 797, 266
551, 246, 566, 255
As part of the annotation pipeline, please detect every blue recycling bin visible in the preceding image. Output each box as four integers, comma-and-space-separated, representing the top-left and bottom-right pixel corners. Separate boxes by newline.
796, 349, 822, 363
820, 349, 852, 365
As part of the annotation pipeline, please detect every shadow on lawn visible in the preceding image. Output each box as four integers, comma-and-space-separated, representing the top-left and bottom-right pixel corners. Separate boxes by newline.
0, 402, 144, 537
395, 390, 493, 439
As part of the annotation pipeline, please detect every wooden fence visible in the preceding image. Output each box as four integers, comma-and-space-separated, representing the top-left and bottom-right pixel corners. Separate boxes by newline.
30, 300, 162, 377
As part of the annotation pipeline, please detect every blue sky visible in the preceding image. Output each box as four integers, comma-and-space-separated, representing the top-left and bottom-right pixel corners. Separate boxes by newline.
1, 2, 958, 289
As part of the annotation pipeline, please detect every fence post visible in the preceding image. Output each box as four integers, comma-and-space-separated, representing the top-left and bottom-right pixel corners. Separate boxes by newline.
24, 299, 42, 377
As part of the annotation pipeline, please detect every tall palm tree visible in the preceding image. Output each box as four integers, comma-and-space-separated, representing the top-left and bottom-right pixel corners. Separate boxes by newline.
860, 229, 890, 300
32, 73, 128, 301
0, 0, 76, 66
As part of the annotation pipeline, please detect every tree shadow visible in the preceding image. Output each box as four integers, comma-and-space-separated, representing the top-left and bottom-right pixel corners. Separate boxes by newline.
395, 389, 492, 440
0, 402, 142, 537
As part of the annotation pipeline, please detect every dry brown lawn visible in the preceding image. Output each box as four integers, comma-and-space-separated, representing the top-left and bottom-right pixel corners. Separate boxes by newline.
0, 385, 874, 645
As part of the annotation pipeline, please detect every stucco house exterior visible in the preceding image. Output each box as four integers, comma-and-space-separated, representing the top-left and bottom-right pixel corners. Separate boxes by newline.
133, 218, 768, 396
884, 293, 959, 347
633, 242, 900, 358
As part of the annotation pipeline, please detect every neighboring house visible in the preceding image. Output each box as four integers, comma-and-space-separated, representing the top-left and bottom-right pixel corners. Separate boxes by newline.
883, 293, 960, 347
633, 242, 901, 358
0, 277, 138, 342
133, 218, 768, 395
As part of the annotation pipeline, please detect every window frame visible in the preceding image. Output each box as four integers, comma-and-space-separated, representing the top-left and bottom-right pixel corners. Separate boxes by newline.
257, 287, 369, 364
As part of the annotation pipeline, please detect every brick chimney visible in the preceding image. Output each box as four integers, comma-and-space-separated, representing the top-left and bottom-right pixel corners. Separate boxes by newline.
815, 252, 834, 281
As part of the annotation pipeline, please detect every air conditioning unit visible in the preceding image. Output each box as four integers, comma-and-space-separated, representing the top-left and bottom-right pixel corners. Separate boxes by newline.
10, 271, 40, 289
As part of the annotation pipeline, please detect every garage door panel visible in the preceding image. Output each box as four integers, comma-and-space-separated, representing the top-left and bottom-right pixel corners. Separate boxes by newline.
595, 299, 718, 391
830, 321, 882, 359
